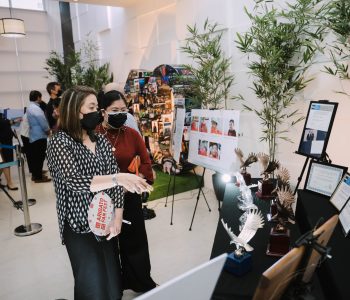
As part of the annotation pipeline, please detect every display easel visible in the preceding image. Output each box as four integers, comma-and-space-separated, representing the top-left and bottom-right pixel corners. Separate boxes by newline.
293, 100, 338, 195
164, 161, 211, 228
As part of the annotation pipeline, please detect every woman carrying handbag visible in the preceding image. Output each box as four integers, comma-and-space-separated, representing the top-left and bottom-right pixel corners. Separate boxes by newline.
96, 90, 157, 293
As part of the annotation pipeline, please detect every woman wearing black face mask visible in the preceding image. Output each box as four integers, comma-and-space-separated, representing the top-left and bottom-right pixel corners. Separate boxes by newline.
96, 90, 157, 293
47, 86, 152, 300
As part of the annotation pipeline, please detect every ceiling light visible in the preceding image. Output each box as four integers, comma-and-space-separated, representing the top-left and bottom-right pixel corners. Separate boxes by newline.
0, 0, 26, 38
0, 18, 25, 38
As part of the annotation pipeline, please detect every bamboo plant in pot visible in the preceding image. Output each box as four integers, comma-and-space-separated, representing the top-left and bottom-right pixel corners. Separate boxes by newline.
45, 38, 113, 91
181, 19, 238, 205
236, 0, 327, 163
324, 0, 350, 93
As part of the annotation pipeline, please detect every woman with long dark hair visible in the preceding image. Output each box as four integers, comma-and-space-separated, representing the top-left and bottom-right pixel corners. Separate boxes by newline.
96, 90, 157, 293
47, 86, 152, 300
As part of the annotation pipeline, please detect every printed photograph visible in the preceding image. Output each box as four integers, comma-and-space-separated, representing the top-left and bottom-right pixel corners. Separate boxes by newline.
225, 119, 237, 137
198, 140, 208, 157
303, 129, 317, 141
191, 116, 199, 131
199, 117, 209, 133
210, 118, 223, 135
152, 120, 159, 133
209, 142, 221, 160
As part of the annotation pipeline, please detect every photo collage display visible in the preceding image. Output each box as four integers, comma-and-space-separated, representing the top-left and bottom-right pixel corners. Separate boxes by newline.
188, 109, 240, 173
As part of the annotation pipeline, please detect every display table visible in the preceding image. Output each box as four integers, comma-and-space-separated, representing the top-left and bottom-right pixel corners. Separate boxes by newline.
296, 189, 350, 300
210, 183, 325, 300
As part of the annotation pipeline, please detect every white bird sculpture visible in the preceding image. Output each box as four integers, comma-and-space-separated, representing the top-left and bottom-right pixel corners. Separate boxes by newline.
221, 209, 265, 252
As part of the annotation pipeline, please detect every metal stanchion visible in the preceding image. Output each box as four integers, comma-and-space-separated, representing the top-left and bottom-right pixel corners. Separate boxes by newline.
14, 145, 42, 236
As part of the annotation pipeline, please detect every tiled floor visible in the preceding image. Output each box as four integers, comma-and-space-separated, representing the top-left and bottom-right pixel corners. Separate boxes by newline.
0, 168, 220, 300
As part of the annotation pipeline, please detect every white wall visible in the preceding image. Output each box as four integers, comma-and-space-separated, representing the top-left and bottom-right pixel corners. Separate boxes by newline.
45, 1, 350, 186
0, 0, 62, 109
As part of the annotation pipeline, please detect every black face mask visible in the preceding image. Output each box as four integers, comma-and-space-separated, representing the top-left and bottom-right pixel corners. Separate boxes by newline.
81, 111, 103, 131
57, 90, 62, 97
108, 112, 127, 129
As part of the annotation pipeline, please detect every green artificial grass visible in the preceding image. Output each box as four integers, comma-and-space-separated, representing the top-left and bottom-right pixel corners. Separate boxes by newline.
148, 169, 202, 201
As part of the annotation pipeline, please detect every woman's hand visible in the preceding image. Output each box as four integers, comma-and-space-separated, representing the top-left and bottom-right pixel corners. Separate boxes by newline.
116, 173, 153, 194
105, 208, 123, 240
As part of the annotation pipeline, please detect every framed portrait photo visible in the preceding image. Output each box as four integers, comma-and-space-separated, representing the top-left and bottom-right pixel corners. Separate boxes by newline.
297, 101, 338, 159
304, 161, 348, 197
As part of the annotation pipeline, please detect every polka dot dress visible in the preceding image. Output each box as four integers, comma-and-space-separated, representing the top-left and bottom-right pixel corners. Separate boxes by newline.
47, 131, 124, 243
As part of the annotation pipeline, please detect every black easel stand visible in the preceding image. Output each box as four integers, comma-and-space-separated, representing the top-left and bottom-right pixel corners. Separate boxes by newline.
189, 167, 211, 231
164, 161, 177, 225
293, 156, 310, 195
293, 152, 332, 195
165, 164, 211, 227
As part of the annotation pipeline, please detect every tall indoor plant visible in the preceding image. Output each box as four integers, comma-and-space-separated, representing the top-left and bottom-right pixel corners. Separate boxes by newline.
236, 0, 327, 161
45, 38, 113, 91
181, 19, 237, 109
324, 0, 350, 84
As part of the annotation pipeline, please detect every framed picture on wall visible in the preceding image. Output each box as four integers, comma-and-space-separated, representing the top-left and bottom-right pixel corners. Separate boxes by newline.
304, 160, 348, 197
297, 101, 338, 159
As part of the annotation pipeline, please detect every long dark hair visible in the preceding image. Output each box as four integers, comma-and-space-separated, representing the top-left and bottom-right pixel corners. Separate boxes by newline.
59, 86, 96, 142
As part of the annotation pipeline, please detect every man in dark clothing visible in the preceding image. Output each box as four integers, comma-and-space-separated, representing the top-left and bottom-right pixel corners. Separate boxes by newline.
45, 82, 62, 129
0, 113, 21, 189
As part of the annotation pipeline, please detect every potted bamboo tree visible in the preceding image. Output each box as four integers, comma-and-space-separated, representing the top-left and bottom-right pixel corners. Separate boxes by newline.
236, 0, 327, 162
181, 19, 239, 203
181, 18, 237, 109
324, 0, 350, 90
45, 38, 112, 91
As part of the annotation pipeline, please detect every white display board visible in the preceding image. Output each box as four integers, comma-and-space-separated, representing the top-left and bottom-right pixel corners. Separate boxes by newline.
188, 109, 240, 173
172, 108, 186, 163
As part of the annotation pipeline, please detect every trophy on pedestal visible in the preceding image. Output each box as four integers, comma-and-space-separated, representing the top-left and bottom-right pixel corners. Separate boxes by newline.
221, 209, 264, 276
270, 166, 291, 217
256, 153, 279, 200
234, 149, 258, 186
267, 186, 296, 257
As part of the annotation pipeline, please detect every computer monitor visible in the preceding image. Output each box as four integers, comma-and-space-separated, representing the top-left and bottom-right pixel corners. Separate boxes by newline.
135, 253, 227, 300
253, 246, 305, 300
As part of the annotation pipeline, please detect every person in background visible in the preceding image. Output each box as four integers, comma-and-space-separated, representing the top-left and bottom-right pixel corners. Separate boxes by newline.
27, 90, 51, 183
47, 85, 152, 300
46, 82, 62, 129
96, 90, 157, 293
0, 113, 21, 190
19, 111, 34, 176
51, 98, 61, 133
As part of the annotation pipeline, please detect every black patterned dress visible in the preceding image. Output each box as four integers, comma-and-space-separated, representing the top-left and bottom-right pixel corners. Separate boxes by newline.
47, 131, 124, 300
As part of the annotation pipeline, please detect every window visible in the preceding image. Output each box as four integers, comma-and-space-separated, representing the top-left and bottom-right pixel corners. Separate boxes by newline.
0, 0, 44, 11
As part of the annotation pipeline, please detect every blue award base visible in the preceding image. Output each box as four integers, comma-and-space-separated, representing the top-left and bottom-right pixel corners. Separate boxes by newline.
224, 251, 252, 276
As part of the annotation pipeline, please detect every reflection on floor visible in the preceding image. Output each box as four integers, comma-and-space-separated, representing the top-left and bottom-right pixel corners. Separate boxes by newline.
0, 169, 219, 300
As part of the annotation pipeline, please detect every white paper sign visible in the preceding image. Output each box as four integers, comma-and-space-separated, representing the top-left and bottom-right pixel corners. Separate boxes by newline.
310, 140, 324, 154
330, 174, 350, 211
172, 108, 186, 163
88, 192, 114, 236
188, 109, 240, 173
306, 103, 333, 132
306, 163, 344, 197
340, 200, 350, 236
